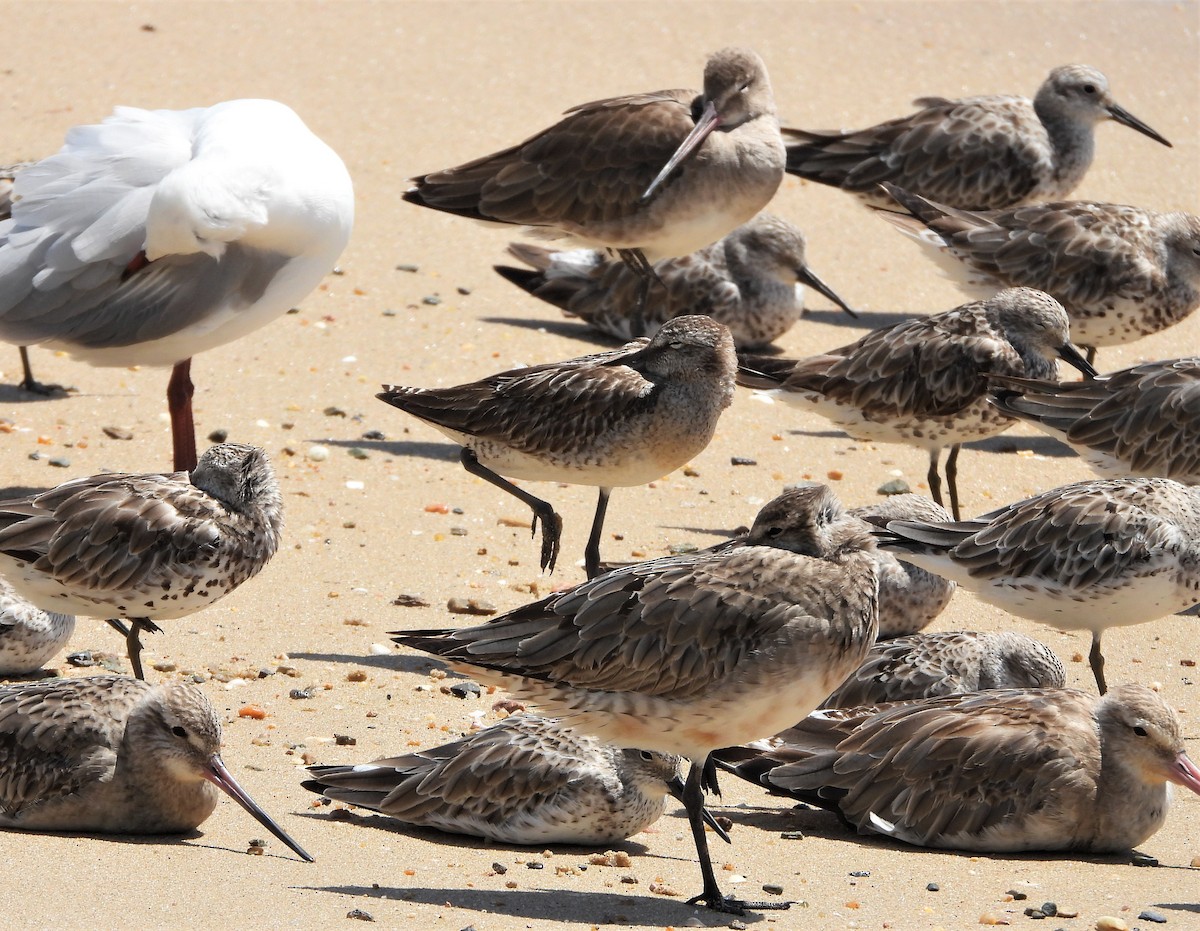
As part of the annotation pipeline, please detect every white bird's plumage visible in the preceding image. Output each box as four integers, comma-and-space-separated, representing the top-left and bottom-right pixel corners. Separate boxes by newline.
0, 99, 354, 367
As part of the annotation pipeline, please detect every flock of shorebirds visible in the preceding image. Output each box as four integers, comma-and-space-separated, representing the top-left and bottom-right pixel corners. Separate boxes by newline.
0, 47, 1199, 917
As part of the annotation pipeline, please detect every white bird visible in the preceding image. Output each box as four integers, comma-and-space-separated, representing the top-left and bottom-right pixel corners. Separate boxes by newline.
0, 99, 354, 471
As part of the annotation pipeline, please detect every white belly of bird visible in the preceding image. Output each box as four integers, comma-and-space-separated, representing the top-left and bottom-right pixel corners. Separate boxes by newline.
0, 555, 241, 621
771, 391, 1011, 451
897, 553, 1193, 633
487, 669, 849, 763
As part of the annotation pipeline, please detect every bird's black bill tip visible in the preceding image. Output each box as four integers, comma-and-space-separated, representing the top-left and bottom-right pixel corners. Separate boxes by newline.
1107, 103, 1172, 148
1058, 343, 1099, 379
206, 755, 315, 863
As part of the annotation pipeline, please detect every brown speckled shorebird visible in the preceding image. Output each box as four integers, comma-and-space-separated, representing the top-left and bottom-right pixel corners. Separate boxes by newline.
821, 630, 1065, 708
392, 483, 880, 914
990, 358, 1200, 483
849, 495, 955, 639
0, 443, 283, 680
0, 578, 75, 677
0, 101, 353, 471
495, 213, 855, 350
783, 65, 1171, 210
303, 712, 729, 846
403, 48, 784, 285
0, 675, 311, 859
737, 288, 1097, 520
872, 477, 1200, 694
378, 314, 736, 578
716, 685, 1200, 854
878, 185, 1200, 359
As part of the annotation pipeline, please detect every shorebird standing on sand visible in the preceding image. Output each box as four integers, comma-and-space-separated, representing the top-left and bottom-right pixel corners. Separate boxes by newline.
0, 99, 354, 471
392, 483, 880, 915
303, 712, 730, 846
0, 443, 283, 680
783, 64, 1171, 210
378, 314, 736, 578
0, 675, 312, 860
738, 288, 1097, 520
403, 48, 785, 290
716, 685, 1200, 854
871, 477, 1200, 694
989, 358, 1200, 482
495, 213, 855, 349
877, 184, 1200, 360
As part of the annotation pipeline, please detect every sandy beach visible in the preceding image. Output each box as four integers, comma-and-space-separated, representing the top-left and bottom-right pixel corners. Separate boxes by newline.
0, 2, 1197, 928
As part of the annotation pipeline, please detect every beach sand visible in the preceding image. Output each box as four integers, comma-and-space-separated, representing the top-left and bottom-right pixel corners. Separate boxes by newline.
0, 2, 1197, 928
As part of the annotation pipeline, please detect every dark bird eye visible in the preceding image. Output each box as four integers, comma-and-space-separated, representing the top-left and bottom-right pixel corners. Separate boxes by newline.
1132, 725, 1148, 737
1082, 84, 1096, 94
639, 750, 654, 761
172, 725, 188, 738
766, 525, 785, 538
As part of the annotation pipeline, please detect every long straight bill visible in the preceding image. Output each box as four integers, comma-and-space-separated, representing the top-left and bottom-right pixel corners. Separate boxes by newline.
642, 101, 721, 202
205, 754, 315, 862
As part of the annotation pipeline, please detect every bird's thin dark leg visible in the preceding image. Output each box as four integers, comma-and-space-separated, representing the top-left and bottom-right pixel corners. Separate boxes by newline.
683, 758, 791, 914
616, 248, 665, 336
1085, 345, 1097, 367
167, 358, 198, 472
945, 443, 962, 521
17, 347, 66, 395
105, 617, 163, 681
926, 449, 944, 511
1089, 631, 1107, 695
461, 448, 562, 573
584, 487, 612, 579
701, 754, 721, 795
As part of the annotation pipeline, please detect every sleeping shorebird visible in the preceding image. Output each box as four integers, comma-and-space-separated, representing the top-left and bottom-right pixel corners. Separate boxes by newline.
716, 685, 1200, 854
403, 48, 784, 287
0, 578, 75, 677
737, 288, 1097, 519
378, 314, 735, 578
877, 184, 1200, 358
989, 358, 1200, 483
849, 495, 955, 639
0, 675, 311, 859
0, 100, 353, 471
783, 64, 1171, 210
821, 630, 1065, 708
495, 213, 855, 350
871, 477, 1200, 694
0, 443, 282, 679
303, 712, 728, 846
392, 484, 880, 914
